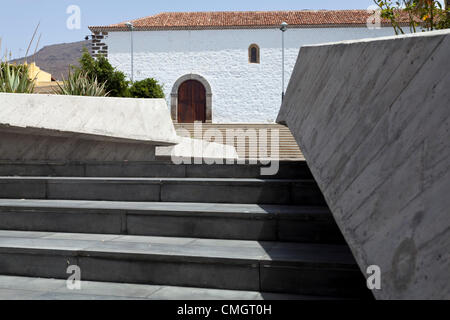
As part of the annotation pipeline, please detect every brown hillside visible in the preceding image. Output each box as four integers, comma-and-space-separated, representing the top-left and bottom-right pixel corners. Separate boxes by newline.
12, 41, 91, 80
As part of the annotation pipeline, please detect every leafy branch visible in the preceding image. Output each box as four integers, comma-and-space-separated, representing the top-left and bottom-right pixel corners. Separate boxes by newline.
373, 0, 450, 34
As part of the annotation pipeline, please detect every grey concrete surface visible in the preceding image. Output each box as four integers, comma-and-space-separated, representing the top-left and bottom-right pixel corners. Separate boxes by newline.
0, 128, 157, 161
277, 30, 450, 299
0, 199, 343, 242
0, 275, 335, 300
0, 94, 182, 161
0, 93, 179, 145
0, 230, 366, 297
0, 177, 324, 205
0, 160, 313, 179
0, 230, 356, 264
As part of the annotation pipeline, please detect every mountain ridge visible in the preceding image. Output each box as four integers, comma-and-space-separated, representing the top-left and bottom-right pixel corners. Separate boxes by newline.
12, 40, 91, 80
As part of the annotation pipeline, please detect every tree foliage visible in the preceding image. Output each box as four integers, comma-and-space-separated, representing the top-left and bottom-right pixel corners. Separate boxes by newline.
374, 0, 450, 34
77, 49, 165, 99
78, 49, 130, 97
129, 78, 164, 99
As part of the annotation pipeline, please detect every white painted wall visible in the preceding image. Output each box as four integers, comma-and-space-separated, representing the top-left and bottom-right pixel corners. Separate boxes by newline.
106, 27, 396, 123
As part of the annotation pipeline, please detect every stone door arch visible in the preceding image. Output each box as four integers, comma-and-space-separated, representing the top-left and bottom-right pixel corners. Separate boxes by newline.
171, 74, 212, 123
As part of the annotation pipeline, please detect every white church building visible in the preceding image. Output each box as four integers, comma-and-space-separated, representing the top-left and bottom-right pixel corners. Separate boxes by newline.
89, 10, 398, 123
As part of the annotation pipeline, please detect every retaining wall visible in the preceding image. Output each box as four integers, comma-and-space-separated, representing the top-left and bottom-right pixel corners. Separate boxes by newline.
0, 94, 178, 161
277, 30, 450, 300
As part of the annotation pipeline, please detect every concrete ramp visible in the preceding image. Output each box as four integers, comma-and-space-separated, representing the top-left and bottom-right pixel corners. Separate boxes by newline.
0, 93, 179, 161
277, 30, 450, 299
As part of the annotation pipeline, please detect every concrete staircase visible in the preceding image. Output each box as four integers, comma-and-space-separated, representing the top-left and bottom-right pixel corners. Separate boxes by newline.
0, 161, 371, 299
174, 123, 304, 161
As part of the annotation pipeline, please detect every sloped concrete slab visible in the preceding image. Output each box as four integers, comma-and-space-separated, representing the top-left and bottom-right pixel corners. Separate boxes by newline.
277, 30, 450, 299
0, 93, 179, 161
0, 93, 178, 145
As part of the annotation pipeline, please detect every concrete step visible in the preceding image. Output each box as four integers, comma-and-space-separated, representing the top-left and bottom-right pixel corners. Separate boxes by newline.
0, 177, 326, 205
0, 161, 312, 179
0, 199, 344, 243
0, 275, 340, 300
0, 231, 370, 297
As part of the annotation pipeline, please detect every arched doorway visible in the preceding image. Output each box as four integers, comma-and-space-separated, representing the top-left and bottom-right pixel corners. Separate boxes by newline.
171, 74, 212, 123
178, 80, 206, 123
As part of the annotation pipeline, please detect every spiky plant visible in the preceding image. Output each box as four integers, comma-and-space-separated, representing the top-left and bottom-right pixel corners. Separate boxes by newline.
0, 62, 36, 93
0, 25, 40, 94
54, 69, 108, 97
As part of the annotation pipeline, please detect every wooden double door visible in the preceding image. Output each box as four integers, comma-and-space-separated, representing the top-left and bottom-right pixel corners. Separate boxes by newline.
177, 80, 206, 123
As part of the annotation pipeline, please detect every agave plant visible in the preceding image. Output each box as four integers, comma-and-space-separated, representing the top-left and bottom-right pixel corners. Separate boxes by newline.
0, 62, 36, 93
0, 26, 40, 94
54, 69, 108, 97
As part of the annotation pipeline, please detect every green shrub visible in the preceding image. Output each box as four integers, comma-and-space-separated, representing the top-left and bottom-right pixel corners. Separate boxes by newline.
76, 49, 165, 99
78, 49, 129, 97
0, 62, 35, 93
54, 69, 108, 97
129, 78, 165, 99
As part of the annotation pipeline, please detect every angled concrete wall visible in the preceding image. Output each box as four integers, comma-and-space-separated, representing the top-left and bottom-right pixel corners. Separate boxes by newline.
278, 30, 450, 300
0, 93, 179, 161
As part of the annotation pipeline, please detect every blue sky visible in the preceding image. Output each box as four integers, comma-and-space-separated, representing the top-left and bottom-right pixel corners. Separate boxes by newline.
0, 0, 376, 59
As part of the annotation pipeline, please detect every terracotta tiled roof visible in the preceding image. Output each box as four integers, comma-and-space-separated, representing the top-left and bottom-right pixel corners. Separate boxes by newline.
89, 10, 406, 32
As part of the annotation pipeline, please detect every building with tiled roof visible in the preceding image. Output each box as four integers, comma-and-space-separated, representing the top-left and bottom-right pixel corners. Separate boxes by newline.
89, 10, 403, 123
90, 10, 406, 31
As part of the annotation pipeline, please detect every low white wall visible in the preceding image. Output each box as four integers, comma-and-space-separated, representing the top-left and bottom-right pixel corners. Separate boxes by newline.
278, 30, 450, 300
0, 93, 179, 145
0, 93, 178, 161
